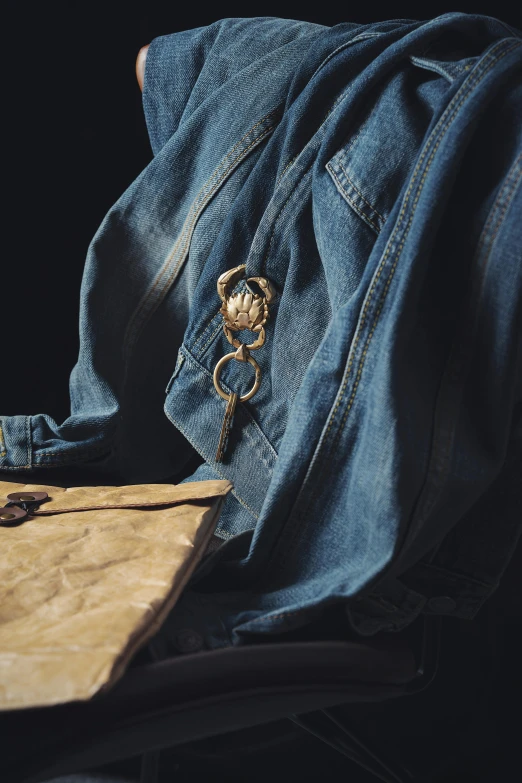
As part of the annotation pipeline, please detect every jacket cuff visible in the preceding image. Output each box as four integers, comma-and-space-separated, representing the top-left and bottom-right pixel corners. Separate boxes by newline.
0, 416, 32, 470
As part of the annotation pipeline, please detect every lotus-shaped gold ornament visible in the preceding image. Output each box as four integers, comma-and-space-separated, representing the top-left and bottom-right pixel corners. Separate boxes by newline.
221, 292, 267, 333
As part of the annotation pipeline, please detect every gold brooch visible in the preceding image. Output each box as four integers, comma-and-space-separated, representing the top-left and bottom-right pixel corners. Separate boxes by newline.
213, 265, 275, 461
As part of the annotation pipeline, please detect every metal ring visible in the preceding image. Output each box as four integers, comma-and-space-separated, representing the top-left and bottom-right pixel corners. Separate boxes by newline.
213, 352, 261, 403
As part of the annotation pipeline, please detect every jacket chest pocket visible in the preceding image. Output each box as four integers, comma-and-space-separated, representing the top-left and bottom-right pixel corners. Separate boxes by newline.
313, 58, 460, 310
323, 44, 481, 240
325, 60, 456, 239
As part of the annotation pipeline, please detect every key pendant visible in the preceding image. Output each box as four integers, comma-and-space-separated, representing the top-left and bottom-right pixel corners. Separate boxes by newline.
215, 392, 238, 463
213, 265, 275, 462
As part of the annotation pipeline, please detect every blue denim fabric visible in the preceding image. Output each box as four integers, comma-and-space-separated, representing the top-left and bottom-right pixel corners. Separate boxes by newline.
2, 15, 521, 646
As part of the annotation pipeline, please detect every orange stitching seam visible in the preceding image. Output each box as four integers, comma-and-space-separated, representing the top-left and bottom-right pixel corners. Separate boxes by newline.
196, 321, 225, 358
321, 40, 520, 449
327, 162, 381, 233
337, 158, 386, 222
125, 123, 276, 356
266, 39, 520, 582
0, 425, 6, 458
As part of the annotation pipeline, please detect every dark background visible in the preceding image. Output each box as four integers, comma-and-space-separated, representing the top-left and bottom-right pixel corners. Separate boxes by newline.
2, 4, 522, 782
3, 1, 521, 421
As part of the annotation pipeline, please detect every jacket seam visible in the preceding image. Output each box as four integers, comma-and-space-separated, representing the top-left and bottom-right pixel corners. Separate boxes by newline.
256, 35, 395, 280
309, 31, 386, 82
480, 152, 522, 254
326, 162, 382, 234
337, 158, 386, 222
257, 68, 378, 279
195, 321, 224, 358
192, 311, 223, 353
122, 107, 281, 369
0, 425, 6, 458
26, 415, 32, 468
268, 38, 520, 578
33, 443, 112, 462
124, 124, 274, 349
276, 154, 299, 185
321, 40, 520, 456
410, 54, 468, 82
260, 167, 314, 278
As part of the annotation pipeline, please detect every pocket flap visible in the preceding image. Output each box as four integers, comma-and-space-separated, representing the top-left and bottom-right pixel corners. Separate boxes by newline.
1, 480, 232, 514
325, 57, 455, 235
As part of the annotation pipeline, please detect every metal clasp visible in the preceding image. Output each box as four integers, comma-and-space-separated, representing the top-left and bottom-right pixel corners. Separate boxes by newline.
0, 491, 49, 527
213, 265, 275, 462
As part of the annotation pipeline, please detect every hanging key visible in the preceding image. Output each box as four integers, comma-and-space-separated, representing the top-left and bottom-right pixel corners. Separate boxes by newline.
215, 391, 238, 463
213, 345, 262, 462
213, 266, 275, 461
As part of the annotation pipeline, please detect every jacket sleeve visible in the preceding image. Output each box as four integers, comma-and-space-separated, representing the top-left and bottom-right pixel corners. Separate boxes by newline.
0, 17, 326, 476
143, 17, 325, 154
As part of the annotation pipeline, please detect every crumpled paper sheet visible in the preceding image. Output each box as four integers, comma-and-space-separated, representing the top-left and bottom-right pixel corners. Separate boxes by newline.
0, 479, 231, 710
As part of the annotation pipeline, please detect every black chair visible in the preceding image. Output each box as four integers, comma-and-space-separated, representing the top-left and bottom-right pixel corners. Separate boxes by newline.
3, 459, 519, 783
0, 608, 441, 783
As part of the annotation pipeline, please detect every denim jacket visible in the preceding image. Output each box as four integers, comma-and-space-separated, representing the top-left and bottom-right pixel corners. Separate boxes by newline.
1, 14, 521, 647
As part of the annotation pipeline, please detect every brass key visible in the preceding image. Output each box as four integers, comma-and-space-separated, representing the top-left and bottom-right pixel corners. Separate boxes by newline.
213, 345, 262, 462
215, 392, 238, 463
